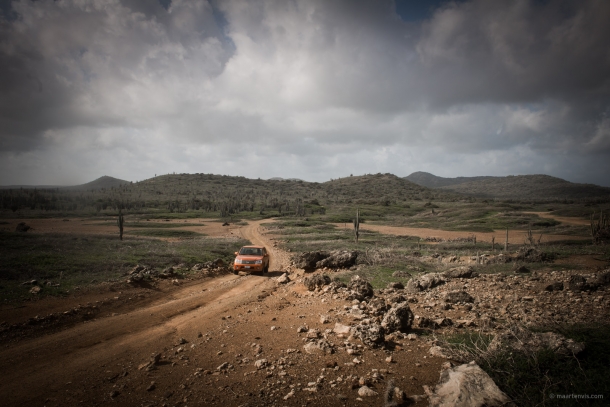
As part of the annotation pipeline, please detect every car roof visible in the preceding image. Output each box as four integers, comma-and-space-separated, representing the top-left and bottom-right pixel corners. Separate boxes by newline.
242, 245, 265, 249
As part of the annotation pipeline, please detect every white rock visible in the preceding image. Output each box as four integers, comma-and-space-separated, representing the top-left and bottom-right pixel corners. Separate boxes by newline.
254, 359, 268, 369
425, 361, 514, 407
276, 273, 290, 284
358, 385, 378, 397
333, 322, 351, 335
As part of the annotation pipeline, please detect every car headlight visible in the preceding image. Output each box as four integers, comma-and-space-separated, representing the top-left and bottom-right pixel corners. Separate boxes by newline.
255, 260, 263, 264
235, 258, 243, 264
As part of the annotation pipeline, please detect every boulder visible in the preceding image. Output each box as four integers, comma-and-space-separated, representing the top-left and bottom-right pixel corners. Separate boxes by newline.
406, 273, 446, 292
425, 362, 514, 407
444, 291, 474, 304
303, 339, 334, 354
514, 265, 530, 273
544, 281, 563, 291
367, 297, 390, 316
316, 250, 358, 269
294, 251, 330, 270
487, 327, 585, 357
303, 274, 331, 291
417, 317, 440, 329
276, 273, 290, 284
381, 303, 414, 333
392, 270, 411, 278
358, 385, 378, 397
350, 324, 385, 347
387, 281, 404, 290
346, 276, 374, 300
596, 271, 610, 287
444, 266, 475, 279
567, 275, 590, 291
333, 323, 351, 335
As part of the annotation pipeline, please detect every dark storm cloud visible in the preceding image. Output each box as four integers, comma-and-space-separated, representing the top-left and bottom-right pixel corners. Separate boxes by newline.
0, 0, 608, 186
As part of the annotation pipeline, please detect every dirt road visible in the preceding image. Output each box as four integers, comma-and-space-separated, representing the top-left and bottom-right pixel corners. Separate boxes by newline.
0, 221, 281, 406
0, 220, 447, 407
348, 222, 587, 244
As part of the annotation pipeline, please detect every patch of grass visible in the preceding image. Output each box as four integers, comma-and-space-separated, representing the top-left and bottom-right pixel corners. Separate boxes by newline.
481, 324, 610, 406
86, 221, 204, 228
126, 229, 203, 237
0, 231, 247, 301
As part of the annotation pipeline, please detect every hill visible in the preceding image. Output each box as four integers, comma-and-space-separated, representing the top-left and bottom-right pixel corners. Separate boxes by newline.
0, 173, 455, 214
64, 176, 130, 191
437, 174, 610, 200
405, 171, 493, 188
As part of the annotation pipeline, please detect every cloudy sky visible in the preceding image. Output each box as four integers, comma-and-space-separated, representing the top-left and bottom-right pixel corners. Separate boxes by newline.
1, 0, 609, 186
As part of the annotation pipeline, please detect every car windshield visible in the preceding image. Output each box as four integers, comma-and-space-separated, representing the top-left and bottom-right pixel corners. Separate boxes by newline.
239, 247, 262, 256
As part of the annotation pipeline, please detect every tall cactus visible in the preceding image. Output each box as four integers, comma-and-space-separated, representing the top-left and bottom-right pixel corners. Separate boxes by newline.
117, 210, 124, 241
354, 208, 360, 243
591, 211, 609, 244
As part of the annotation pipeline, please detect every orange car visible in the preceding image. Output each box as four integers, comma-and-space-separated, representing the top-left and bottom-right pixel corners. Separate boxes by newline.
233, 245, 270, 274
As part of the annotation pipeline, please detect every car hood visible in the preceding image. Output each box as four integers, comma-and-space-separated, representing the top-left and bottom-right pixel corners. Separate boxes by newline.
235, 255, 263, 261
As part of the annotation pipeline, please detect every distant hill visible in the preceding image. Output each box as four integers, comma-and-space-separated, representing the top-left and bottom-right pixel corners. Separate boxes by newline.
64, 176, 130, 191
268, 177, 304, 182
405, 172, 610, 200
405, 171, 493, 188
430, 174, 610, 200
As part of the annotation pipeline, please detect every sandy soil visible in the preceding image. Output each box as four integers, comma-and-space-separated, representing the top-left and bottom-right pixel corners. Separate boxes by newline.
0, 221, 443, 406
344, 223, 587, 244
0, 218, 241, 238
524, 211, 590, 226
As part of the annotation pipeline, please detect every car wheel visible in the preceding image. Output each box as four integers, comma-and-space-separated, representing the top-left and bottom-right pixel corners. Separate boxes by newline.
264, 264, 269, 273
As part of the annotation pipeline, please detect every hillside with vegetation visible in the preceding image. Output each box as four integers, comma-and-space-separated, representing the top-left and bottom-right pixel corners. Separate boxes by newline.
406, 172, 610, 201
0, 173, 456, 217
63, 175, 129, 191
437, 174, 610, 200
405, 171, 493, 188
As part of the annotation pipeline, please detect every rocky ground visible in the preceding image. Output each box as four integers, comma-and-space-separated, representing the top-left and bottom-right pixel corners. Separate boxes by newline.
0, 221, 608, 406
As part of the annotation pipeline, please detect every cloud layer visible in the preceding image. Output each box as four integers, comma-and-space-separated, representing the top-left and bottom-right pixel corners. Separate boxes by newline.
1, 0, 609, 186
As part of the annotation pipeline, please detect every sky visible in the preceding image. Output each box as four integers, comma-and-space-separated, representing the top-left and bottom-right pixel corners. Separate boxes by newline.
0, 0, 609, 187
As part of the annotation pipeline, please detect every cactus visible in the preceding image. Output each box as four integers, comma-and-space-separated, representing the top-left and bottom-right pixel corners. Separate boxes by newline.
354, 208, 360, 243
591, 211, 609, 244
117, 210, 124, 241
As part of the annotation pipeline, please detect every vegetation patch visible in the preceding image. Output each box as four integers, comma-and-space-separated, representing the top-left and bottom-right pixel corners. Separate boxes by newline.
126, 229, 203, 238
0, 231, 246, 301
481, 324, 610, 407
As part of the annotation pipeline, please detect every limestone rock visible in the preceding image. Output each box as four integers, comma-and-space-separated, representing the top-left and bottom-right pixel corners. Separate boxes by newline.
350, 323, 385, 347
444, 290, 474, 304
444, 266, 475, 279
425, 361, 514, 407
303, 339, 334, 354
406, 273, 446, 292
358, 385, 378, 397
544, 281, 563, 291
381, 303, 414, 333
347, 275, 374, 300
316, 250, 358, 269
333, 323, 351, 335
303, 274, 331, 291
276, 273, 290, 284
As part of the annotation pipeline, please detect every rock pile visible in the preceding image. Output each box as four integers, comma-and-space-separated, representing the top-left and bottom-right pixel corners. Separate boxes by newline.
293, 250, 358, 271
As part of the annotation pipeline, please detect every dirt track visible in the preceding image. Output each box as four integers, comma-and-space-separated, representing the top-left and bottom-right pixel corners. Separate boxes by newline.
0, 220, 444, 406
0, 221, 282, 406
349, 223, 587, 244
